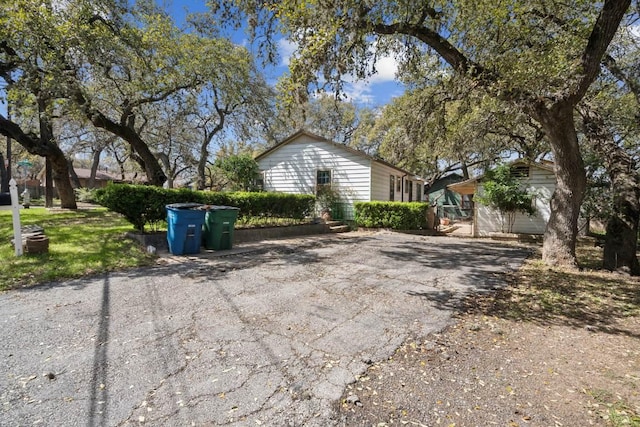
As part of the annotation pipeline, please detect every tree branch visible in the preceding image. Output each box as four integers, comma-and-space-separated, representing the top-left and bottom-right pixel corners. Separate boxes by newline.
603, 54, 640, 104
0, 114, 54, 156
572, 0, 631, 104
372, 21, 489, 80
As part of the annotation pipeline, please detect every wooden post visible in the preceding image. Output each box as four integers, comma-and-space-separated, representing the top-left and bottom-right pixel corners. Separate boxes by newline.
9, 178, 22, 256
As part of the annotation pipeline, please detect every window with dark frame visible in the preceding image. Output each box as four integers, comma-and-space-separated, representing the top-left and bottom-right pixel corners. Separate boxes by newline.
390, 175, 395, 200
396, 176, 401, 191
316, 169, 331, 187
255, 171, 265, 190
510, 165, 530, 178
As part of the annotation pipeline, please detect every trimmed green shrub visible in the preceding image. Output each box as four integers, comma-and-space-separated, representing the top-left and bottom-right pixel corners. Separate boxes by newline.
95, 184, 179, 231
95, 184, 315, 232
218, 192, 314, 219
354, 201, 429, 230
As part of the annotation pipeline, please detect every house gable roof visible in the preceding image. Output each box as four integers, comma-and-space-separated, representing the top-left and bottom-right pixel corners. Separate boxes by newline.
255, 129, 422, 180
72, 168, 121, 181
447, 160, 555, 195
426, 173, 464, 194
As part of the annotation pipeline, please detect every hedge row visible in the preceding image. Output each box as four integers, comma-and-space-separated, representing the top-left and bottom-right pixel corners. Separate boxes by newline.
95, 184, 315, 232
354, 201, 429, 230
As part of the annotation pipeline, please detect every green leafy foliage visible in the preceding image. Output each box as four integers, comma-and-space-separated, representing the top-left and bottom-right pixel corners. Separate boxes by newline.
214, 154, 260, 191
95, 184, 315, 232
476, 163, 536, 233
74, 187, 100, 203
202, 191, 314, 220
354, 202, 429, 230
316, 186, 343, 213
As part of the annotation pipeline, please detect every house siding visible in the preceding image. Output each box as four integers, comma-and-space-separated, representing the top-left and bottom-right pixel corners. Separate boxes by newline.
257, 134, 372, 204
475, 166, 555, 236
371, 162, 401, 201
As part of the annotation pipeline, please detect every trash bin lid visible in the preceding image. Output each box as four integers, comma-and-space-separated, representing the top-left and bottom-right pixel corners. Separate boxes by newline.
166, 203, 204, 210
206, 205, 240, 210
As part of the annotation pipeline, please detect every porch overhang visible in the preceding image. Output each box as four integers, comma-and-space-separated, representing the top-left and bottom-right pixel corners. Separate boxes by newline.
447, 179, 477, 195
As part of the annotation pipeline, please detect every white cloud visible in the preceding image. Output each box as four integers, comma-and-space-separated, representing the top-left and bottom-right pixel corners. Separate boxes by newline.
369, 54, 399, 83
277, 37, 402, 105
341, 53, 401, 105
278, 39, 297, 66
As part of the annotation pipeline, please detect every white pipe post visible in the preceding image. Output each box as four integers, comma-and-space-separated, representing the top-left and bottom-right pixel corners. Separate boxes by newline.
9, 178, 22, 256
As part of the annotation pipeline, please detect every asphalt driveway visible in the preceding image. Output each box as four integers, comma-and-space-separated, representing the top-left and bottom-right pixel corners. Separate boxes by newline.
0, 232, 529, 426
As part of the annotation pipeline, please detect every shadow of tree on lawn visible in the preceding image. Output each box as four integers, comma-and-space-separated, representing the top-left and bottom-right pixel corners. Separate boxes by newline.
452, 246, 640, 338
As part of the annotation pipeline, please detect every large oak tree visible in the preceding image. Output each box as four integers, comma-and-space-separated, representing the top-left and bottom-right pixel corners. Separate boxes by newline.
217, 0, 632, 268
2, 0, 260, 193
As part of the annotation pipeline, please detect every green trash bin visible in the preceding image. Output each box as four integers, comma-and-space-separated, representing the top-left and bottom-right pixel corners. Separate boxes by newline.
203, 206, 240, 250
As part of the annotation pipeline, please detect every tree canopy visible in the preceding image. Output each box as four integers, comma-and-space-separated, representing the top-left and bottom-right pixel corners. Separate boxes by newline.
1, 0, 264, 198
216, 0, 632, 268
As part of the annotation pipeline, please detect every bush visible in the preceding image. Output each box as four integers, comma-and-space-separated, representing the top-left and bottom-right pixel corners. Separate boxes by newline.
95, 184, 179, 231
354, 201, 429, 230
75, 187, 100, 203
95, 184, 315, 232
475, 163, 536, 233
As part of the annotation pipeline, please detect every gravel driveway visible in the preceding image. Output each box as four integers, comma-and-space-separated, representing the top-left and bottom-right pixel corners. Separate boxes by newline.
0, 232, 529, 426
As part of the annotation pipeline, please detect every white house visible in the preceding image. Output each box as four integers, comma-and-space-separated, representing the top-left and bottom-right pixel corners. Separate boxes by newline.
447, 160, 556, 236
255, 130, 425, 219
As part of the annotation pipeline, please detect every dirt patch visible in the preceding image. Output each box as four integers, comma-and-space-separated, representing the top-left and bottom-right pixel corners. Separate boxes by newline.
336, 247, 640, 426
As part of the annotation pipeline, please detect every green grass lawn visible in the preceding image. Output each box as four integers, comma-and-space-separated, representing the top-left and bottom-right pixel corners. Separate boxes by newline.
0, 207, 156, 291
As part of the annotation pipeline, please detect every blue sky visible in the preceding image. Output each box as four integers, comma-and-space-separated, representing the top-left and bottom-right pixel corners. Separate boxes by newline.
167, 0, 405, 107
0, 1, 404, 118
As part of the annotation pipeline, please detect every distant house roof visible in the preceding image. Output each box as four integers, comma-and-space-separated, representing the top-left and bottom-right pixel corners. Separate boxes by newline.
447, 160, 554, 195
426, 173, 464, 194
256, 129, 423, 180
72, 168, 122, 181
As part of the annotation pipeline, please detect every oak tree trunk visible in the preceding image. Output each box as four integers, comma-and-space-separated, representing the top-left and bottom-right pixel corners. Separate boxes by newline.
88, 147, 103, 189
38, 101, 77, 209
51, 154, 77, 208
533, 103, 586, 268
0, 151, 7, 193
604, 173, 640, 275
68, 159, 82, 189
196, 142, 209, 191
582, 106, 640, 275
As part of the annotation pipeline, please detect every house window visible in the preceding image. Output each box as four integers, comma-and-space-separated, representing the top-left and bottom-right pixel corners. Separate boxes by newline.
255, 172, 265, 191
404, 178, 409, 193
396, 176, 401, 192
390, 175, 395, 200
415, 183, 422, 202
408, 181, 413, 201
316, 169, 331, 188
511, 165, 530, 178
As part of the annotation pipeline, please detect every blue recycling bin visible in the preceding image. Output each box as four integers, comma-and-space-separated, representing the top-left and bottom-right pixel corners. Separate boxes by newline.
166, 203, 206, 255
